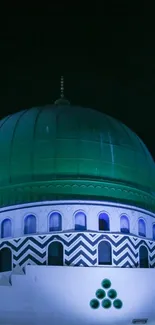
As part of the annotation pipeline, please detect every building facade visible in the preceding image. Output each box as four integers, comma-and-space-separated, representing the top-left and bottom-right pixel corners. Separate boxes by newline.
0, 100, 155, 324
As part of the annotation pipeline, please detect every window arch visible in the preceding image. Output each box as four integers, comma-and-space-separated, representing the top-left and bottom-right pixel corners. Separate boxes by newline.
1, 219, 12, 238
24, 215, 36, 235
98, 241, 112, 265
153, 224, 155, 240
75, 211, 86, 231
120, 215, 130, 234
48, 241, 63, 266
49, 212, 62, 232
99, 212, 110, 231
138, 219, 146, 237
139, 245, 149, 268
0, 248, 12, 272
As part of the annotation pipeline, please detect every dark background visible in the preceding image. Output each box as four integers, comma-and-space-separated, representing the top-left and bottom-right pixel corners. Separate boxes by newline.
0, 4, 155, 157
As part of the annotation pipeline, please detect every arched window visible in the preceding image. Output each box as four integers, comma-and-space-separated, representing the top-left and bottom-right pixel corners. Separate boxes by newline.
49, 212, 62, 232
24, 215, 36, 235
99, 213, 110, 231
138, 219, 146, 237
153, 224, 155, 240
75, 212, 86, 231
1, 219, 12, 238
48, 241, 63, 266
0, 248, 12, 272
139, 245, 149, 268
120, 215, 130, 234
98, 241, 112, 265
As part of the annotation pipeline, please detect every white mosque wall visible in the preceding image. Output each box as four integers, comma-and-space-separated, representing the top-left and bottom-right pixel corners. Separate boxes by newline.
0, 200, 154, 240
0, 200, 155, 272
0, 231, 154, 270
0, 265, 154, 325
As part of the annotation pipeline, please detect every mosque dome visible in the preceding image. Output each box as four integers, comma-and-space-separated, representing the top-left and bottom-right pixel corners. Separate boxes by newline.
0, 103, 155, 210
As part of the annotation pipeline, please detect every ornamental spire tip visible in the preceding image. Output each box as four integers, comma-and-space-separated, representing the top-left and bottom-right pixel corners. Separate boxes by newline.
60, 76, 64, 98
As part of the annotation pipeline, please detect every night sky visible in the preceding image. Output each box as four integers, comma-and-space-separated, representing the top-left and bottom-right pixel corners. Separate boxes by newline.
0, 4, 155, 158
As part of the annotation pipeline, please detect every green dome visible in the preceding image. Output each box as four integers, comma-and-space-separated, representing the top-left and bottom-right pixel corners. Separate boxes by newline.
0, 104, 155, 210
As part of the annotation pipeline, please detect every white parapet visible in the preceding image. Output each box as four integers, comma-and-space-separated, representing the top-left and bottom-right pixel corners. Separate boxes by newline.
0, 265, 154, 325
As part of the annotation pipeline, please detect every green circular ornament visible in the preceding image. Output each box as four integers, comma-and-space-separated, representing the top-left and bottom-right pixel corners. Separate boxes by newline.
113, 299, 123, 309
96, 289, 106, 299
108, 289, 117, 299
101, 279, 111, 289
90, 299, 100, 309
102, 298, 112, 309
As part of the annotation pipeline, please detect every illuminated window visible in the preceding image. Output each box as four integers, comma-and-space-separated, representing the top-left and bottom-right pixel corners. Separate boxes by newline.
138, 219, 146, 237
120, 215, 130, 234
1, 219, 12, 238
0, 247, 12, 272
75, 212, 86, 231
24, 215, 36, 235
48, 241, 63, 265
49, 212, 62, 232
153, 224, 155, 240
139, 245, 149, 268
99, 213, 110, 231
98, 241, 112, 265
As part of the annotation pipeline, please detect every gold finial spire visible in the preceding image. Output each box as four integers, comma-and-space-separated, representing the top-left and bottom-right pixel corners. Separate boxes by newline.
60, 76, 64, 98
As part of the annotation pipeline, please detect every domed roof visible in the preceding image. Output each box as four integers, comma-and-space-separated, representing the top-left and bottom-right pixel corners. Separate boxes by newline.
0, 103, 155, 210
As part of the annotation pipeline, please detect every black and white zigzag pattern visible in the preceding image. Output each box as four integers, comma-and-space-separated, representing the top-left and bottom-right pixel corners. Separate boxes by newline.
0, 233, 155, 268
